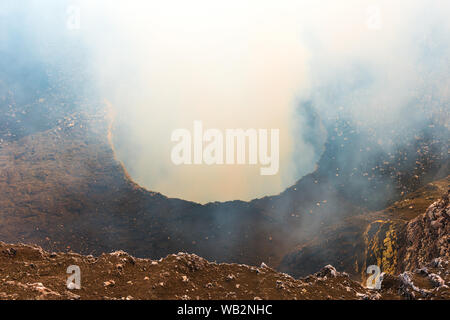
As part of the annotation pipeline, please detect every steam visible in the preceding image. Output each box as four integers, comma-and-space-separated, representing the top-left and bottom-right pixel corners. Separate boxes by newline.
2, 0, 449, 203
82, 1, 310, 203
299, 1, 450, 136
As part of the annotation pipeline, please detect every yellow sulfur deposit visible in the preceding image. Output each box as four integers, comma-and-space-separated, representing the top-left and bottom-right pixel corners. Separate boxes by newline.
362, 220, 399, 281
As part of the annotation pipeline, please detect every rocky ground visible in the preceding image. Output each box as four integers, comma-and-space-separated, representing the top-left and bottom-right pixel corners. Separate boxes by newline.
0, 244, 448, 300
0, 243, 367, 300
0, 190, 448, 300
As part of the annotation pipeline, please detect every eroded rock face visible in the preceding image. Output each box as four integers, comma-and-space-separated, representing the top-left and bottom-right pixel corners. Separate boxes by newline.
404, 191, 449, 271
379, 257, 450, 300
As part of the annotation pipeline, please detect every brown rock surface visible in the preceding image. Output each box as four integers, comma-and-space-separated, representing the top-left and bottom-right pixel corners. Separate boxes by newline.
404, 190, 449, 270
0, 240, 449, 300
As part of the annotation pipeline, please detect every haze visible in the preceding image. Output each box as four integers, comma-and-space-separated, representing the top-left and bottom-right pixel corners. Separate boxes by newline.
3, 0, 448, 203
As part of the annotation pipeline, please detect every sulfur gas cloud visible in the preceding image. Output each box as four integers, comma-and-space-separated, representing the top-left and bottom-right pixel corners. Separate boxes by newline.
24, 0, 448, 203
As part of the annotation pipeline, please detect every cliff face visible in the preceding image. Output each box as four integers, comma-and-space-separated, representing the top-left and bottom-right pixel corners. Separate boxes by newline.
404, 191, 449, 271
278, 179, 449, 279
